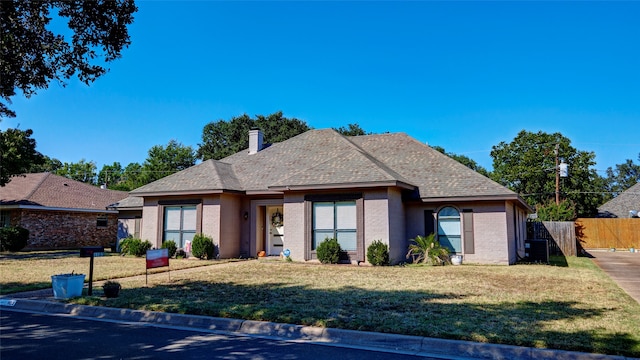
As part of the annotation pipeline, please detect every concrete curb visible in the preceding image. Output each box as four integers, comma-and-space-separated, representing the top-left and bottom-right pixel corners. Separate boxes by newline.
0, 299, 633, 360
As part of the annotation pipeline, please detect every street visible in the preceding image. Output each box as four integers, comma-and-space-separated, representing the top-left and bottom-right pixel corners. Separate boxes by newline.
0, 310, 443, 360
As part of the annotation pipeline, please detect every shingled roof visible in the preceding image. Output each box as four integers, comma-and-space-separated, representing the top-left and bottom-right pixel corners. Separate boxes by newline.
0, 173, 128, 211
130, 129, 523, 203
598, 182, 640, 218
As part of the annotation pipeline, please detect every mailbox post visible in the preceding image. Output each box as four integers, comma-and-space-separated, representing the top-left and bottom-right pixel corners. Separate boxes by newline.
80, 246, 104, 296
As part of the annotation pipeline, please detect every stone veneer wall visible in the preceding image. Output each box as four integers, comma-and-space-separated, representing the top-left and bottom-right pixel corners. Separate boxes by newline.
16, 209, 118, 249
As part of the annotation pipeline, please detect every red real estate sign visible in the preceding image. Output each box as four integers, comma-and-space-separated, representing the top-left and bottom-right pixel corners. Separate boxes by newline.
146, 248, 169, 269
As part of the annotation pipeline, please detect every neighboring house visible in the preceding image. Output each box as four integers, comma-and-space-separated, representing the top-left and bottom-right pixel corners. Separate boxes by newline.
107, 195, 143, 249
123, 129, 532, 265
0, 173, 128, 249
598, 182, 640, 218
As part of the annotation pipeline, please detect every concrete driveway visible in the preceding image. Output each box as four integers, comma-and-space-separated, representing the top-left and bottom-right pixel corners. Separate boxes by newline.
590, 250, 640, 304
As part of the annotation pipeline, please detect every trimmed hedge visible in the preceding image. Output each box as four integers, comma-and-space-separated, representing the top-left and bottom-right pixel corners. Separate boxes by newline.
316, 237, 341, 264
367, 240, 390, 266
119, 237, 152, 257
161, 240, 177, 258
191, 234, 215, 260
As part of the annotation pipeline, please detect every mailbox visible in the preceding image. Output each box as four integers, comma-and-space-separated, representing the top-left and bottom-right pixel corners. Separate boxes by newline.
80, 246, 104, 257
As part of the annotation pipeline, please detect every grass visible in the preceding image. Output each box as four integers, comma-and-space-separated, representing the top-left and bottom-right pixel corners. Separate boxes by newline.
1, 252, 639, 357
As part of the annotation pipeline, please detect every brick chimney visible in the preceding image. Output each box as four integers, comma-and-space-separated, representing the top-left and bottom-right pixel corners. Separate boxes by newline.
249, 128, 263, 155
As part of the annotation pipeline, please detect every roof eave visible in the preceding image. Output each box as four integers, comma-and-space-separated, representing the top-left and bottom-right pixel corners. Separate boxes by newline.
0, 204, 119, 214
268, 181, 416, 192
129, 189, 234, 197
420, 194, 534, 212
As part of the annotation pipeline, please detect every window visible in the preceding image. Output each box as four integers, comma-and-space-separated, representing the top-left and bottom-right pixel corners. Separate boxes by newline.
0, 210, 10, 227
96, 216, 108, 228
313, 201, 357, 251
438, 206, 461, 253
164, 206, 196, 248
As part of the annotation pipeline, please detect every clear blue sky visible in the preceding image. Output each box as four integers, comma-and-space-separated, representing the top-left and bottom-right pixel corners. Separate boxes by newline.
2, 1, 639, 175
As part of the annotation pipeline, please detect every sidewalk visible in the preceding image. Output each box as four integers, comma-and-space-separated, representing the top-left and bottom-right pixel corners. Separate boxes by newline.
1, 265, 632, 360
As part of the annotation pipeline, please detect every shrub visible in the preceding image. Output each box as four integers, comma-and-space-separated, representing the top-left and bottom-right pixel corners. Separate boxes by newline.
175, 249, 188, 259
161, 240, 178, 258
367, 240, 390, 266
406, 233, 450, 265
119, 237, 152, 257
316, 237, 342, 264
191, 234, 215, 259
0, 226, 29, 252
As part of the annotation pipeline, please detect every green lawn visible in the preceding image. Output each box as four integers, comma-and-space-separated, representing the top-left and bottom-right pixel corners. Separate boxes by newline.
1, 252, 638, 357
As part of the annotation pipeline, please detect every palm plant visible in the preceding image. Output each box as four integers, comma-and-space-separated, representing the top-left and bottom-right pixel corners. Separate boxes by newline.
407, 233, 451, 265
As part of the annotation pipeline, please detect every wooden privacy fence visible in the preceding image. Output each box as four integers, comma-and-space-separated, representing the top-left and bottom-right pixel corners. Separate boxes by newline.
527, 221, 577, 256
575, 218, 640, 249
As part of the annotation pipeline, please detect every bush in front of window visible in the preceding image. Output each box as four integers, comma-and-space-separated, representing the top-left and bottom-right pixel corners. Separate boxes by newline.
406, 233, 450, 266
0, 226, 29, 252
316, 237, 342, 264
366, 239, 389, 266
119, 237, 152, 257
161, 240, 177, 258
191, 233, 216, 260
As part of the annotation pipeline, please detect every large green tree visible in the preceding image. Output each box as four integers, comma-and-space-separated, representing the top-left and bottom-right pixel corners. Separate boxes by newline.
97, 162, 123, 188
28, 155, 62, 173
606, 154, 640, 197
333, 123, 371, 136
142, 140, 197, 184
1, 0, 137, 118
197, 111, 311, 160
0, 128, 44, 186
490, 130, 607, 218
55, 159, 97, 184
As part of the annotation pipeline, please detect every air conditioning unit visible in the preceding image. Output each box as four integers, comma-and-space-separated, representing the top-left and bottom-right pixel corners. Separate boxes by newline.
525, 239, 549, 263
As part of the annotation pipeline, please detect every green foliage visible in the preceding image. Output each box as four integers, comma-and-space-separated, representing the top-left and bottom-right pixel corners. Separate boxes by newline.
490, 130, 607, 217
191, 234, 215, 260
535, 200, 577, 221
316, 237, 342, 264
406, 233, 450, 265
0, 226, 29, 252
28, 155, 62, 173
119, 237, 152, 257
333, 123, 371, 136
55, 159, 97, 184
197, 111, 311, 160
1, 0, 137, 118
366, 240, 390, 266
431, 145, 490, 177
141, 140, 197, 184
97, 162, 123, 189
0, 128, 44, 186
606, 154, 640, 197
161, 240, 178, 258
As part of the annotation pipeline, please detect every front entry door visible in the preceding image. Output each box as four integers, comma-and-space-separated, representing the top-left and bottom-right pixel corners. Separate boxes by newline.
267, 206, 284, 255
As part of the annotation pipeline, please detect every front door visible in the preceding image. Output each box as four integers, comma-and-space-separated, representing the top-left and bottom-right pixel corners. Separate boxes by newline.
267, 206, 284, 255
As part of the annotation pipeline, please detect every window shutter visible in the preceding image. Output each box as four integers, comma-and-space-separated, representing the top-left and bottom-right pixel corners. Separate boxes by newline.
424, 210, 434, 236
463, 210, 474, 254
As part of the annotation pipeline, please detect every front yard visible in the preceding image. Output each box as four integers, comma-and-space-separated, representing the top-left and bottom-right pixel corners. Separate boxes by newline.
1, 252, 638, 357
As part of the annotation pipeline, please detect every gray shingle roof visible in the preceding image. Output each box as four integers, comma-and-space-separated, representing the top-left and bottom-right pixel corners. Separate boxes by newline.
129, 129, 519, 201
0, 173, 128, 210
598, 182, 640, 218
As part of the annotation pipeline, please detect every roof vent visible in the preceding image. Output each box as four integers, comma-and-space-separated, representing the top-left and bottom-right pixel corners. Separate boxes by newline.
249, 129, 263, 155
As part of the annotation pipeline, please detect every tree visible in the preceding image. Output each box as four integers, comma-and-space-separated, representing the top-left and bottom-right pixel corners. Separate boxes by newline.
606, 154, 640, 197
55, 159, 97, 184
490, 130, 607, 218
28, 155, 62, 173
432, 145, 491, 177
97, 162, 123, 188
333, 123, 371, 136
0, 128, 44, 186
112, 162, 144, 191
142, 140, 196, 183
197, 111, 311, 160
1, 0, 137, 118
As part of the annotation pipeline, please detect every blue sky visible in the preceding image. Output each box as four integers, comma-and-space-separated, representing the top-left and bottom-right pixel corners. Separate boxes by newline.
2, 1, 639, 174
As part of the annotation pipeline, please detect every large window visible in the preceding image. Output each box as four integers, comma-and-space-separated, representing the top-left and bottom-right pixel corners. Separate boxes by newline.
313, 201, 357, 251
164, 206, 196, 248
438, 206, 461, 253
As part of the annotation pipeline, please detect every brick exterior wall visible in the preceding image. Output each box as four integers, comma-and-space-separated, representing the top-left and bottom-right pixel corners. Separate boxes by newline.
14, 209, 118, 249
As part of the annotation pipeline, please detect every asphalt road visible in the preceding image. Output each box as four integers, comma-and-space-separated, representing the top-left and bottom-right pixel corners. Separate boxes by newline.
0, 310, 443, 360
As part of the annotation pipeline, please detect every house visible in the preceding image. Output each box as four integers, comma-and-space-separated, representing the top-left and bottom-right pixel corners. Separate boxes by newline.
0, 173, 128, 249
598, 182, 640, 218
125, 129, 532, 265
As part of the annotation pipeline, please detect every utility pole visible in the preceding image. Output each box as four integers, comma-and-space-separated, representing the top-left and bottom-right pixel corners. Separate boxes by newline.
555, 143, 560, 205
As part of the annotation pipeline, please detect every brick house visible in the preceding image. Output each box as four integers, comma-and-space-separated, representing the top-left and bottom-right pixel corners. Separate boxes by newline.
0, 173, 128, 249
121, 129, 532, 265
